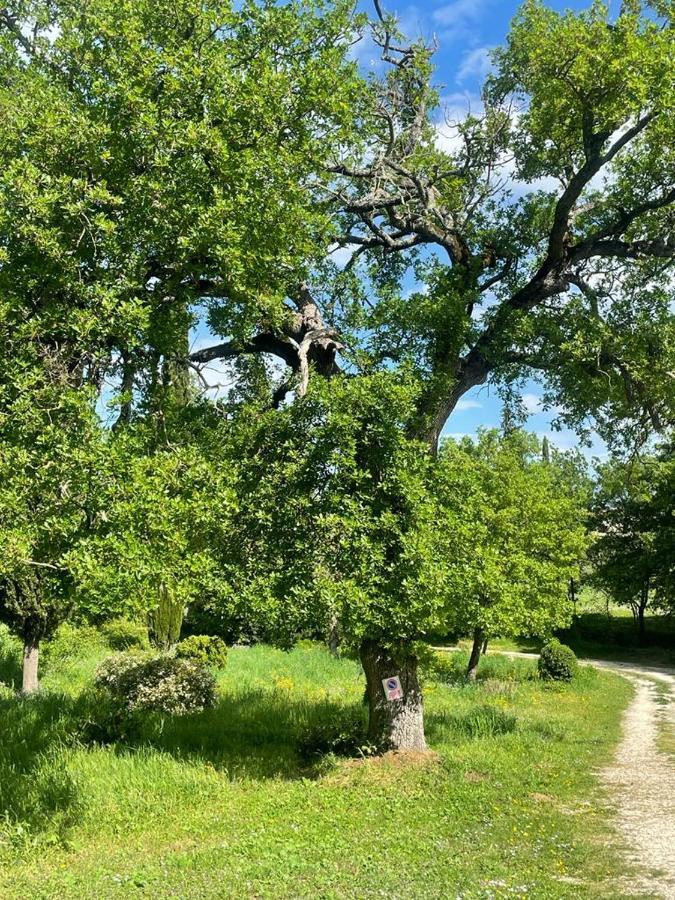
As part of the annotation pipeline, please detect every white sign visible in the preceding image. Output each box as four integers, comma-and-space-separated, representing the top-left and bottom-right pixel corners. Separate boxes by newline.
382, 676, 403, 701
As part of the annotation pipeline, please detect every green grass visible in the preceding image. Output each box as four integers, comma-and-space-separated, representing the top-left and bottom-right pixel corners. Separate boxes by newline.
0, 626, 636, 899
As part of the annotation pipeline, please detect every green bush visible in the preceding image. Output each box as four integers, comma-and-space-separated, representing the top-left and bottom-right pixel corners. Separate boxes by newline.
538, 639, 578, 682
95, 654, 217, 716
42, 624, 105, 663
101, 618, 149, 651
175, 635, 228, 669
297, 708, 369, 759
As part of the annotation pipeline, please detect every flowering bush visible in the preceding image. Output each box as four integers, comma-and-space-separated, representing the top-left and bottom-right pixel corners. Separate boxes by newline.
175, 635, 228, 669
95, 653, 217, 715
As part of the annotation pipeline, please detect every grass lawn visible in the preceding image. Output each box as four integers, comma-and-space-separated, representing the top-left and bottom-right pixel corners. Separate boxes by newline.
0, 626, 635, 899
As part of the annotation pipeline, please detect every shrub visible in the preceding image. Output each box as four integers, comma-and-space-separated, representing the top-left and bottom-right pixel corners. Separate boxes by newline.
297, 708, 369, 759
42, 624, 105, 664
148, 584, 184, 650
95, 654, 217, 716
175, 635, 228, 669
538, 639, 578, 682
101, 618, 149, 651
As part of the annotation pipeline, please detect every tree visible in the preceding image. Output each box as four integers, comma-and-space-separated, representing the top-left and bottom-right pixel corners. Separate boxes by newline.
186, 1, 673, 747
2, 0, 672, 745
0, 373, 105, 693
68, 421, 240, 650
0, 0, 364, 423
437, 431, 588, 680
589, 445, 674, 642
0, 0, 364, 677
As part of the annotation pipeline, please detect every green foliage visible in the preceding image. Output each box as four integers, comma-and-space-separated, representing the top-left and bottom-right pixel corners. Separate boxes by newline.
101, 618, 149, 652
175, 635, 228, 670
538, 639, 578, 682
589, 444, 674, 619
42, 624, 106, 665
435, 430, 589, 644
95, 654, 217, 716
0, 382, 106, 645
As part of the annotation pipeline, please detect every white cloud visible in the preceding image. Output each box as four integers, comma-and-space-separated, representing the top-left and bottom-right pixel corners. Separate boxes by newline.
455, 398, 482, 411
434, 91, 482, 156
441, 431, 472, 442
433, 0, 490, 33
456, 46, 494, 84
521, 392, 542, 414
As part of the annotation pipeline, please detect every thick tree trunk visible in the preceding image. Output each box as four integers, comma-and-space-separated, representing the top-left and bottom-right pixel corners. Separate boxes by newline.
466, 627, 484, 681
22, 637, 40, 695
360, 640, 427, 751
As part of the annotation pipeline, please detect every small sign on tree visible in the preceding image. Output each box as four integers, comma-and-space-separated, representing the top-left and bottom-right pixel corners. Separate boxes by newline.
382, 676, 403, 701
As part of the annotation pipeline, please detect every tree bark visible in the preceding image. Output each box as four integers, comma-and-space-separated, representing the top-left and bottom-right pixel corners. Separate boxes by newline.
327, 613, 340, 657
481, 638, 489, 656
22, 636, 40, 695
359, 640, 427, 751
466, 627, 484, 681
638, 581, 649, 646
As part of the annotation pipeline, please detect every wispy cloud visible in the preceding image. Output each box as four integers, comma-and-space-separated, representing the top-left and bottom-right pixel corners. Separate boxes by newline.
455, 398, 483, 411
456, 46, 494, 84
522, 392, 542, 414
432, 0, 492, 41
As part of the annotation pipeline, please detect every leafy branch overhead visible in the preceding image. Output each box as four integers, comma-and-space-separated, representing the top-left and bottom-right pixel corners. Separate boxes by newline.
191, 0, 674, 449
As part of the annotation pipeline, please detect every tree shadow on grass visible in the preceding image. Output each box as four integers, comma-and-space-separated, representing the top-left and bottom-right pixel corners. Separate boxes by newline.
0, 691, 87, 847
119, 689, 365, 779
0, 684, 364, 848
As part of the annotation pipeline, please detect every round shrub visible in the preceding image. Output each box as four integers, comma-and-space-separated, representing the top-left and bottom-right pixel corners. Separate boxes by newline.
95, 654, 217, 715
538, 639, 578, 682
175, 635, 228, 669
101, 618, 149, 651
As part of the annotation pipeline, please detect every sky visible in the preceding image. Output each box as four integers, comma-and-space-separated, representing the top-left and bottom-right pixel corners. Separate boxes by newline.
191, 0, 612, 460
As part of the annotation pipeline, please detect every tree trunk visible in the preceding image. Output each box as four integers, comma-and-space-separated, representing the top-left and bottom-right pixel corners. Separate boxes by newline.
22, 637, 40, 695
359, 640, 427, 752
466, 627, 484, 681
481, 638, 489, 656
638, 580, 649, 646
327, 613, 340, 657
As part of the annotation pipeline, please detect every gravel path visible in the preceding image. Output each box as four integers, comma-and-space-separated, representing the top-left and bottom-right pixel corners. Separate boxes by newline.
597, 664, 675, 899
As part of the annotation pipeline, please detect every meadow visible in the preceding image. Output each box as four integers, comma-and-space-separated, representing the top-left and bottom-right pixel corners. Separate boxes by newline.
0, 625, 634, 899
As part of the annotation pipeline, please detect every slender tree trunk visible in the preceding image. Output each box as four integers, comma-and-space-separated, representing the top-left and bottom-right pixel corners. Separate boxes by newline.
481, 638, 489, 656
637, 603, 646, 645
466, 627, 484, 681
359, 640, 427, 751
22, 637, 40, 695
327, 613, 340, 657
